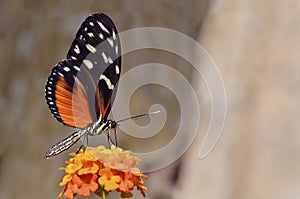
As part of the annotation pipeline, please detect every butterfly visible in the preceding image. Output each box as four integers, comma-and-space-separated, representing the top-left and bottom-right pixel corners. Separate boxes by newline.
44, 13, 121, 159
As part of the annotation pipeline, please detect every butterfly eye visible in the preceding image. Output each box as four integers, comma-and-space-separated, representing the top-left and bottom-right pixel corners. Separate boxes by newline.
110, 121, 117, 128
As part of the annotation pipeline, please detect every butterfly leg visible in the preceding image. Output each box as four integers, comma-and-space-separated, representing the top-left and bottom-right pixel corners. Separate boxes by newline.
107, 129, 111, 148
76, 134, 89, 154
107, 129, 118, 148
107, 129, 116, 147
76, 133, 89, 153
113, 128, 118, 147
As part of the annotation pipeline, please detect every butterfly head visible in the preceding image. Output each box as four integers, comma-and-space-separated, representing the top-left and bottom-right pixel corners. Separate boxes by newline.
108, 120, 117, 129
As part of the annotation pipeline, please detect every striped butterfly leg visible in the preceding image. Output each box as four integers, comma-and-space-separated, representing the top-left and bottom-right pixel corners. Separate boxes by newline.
45, 129, 88, 159
106, 128, 118, 148
76, 132, 89, 154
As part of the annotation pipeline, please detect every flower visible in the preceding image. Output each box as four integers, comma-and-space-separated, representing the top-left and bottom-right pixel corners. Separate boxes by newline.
58, 146, 147, 199
98, 168, 121, 191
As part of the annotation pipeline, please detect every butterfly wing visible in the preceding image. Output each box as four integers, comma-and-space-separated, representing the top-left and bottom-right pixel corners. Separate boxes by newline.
45, 13, 121, 128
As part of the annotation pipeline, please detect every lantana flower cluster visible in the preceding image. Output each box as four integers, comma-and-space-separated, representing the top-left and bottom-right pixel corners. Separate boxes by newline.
58, 145, 147, 199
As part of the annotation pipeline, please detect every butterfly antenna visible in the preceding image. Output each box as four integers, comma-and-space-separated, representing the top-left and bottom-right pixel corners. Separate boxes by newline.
107, 111, 160, 148
117, 110, 160, 124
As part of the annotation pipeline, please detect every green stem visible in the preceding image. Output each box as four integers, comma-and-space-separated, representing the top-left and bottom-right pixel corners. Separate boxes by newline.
101, 188, 107, 199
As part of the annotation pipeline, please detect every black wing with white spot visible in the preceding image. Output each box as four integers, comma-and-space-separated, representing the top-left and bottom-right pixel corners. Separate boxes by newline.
45, 13, 121, 128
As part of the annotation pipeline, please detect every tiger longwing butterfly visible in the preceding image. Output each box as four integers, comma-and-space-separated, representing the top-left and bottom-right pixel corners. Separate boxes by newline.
44, 13, 121, 159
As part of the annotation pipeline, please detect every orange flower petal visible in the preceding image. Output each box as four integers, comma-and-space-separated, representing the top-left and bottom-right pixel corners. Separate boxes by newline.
76, 179, 98, 196
64, 182, 78, 198
119, 179, 134, 192
63, 188, 75, 199
99, 167, 112, 176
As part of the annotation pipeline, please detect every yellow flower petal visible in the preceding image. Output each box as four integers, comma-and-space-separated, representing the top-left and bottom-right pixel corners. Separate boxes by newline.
78, 162, 99, 175
59, 174, 72, 186
65, 163, 83, 174
98, 175, 121, 191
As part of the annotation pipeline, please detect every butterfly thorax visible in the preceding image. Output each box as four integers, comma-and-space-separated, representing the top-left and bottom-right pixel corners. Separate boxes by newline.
88, 119, 117, 136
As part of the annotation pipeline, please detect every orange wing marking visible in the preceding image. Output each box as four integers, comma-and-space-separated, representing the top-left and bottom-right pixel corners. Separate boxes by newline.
55, 76, 93, 128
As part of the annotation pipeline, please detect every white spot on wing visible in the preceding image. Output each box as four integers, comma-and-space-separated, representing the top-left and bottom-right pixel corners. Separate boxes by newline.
100, 74, 114, 90
108, 57, 113, 64
86, 44, 97, 53
107, 38, 114, 47
63, 67, 70, 72
115, 45, 118, 55
88, 32, 94, 37
89, 21, 94, 26
102, 52, 108, 63
112, 30, 116, 40
71, 56, 77, 60
83, 59, 93, 69
73, 65, 80, 71
74, 45, 80, 54
97, 21, 109, 34
102, 52, 113, 64
115, 65, 120, 74
99, 33, 104, 40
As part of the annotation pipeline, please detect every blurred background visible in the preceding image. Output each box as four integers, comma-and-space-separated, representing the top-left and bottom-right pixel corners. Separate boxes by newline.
1, 0, 300, 199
